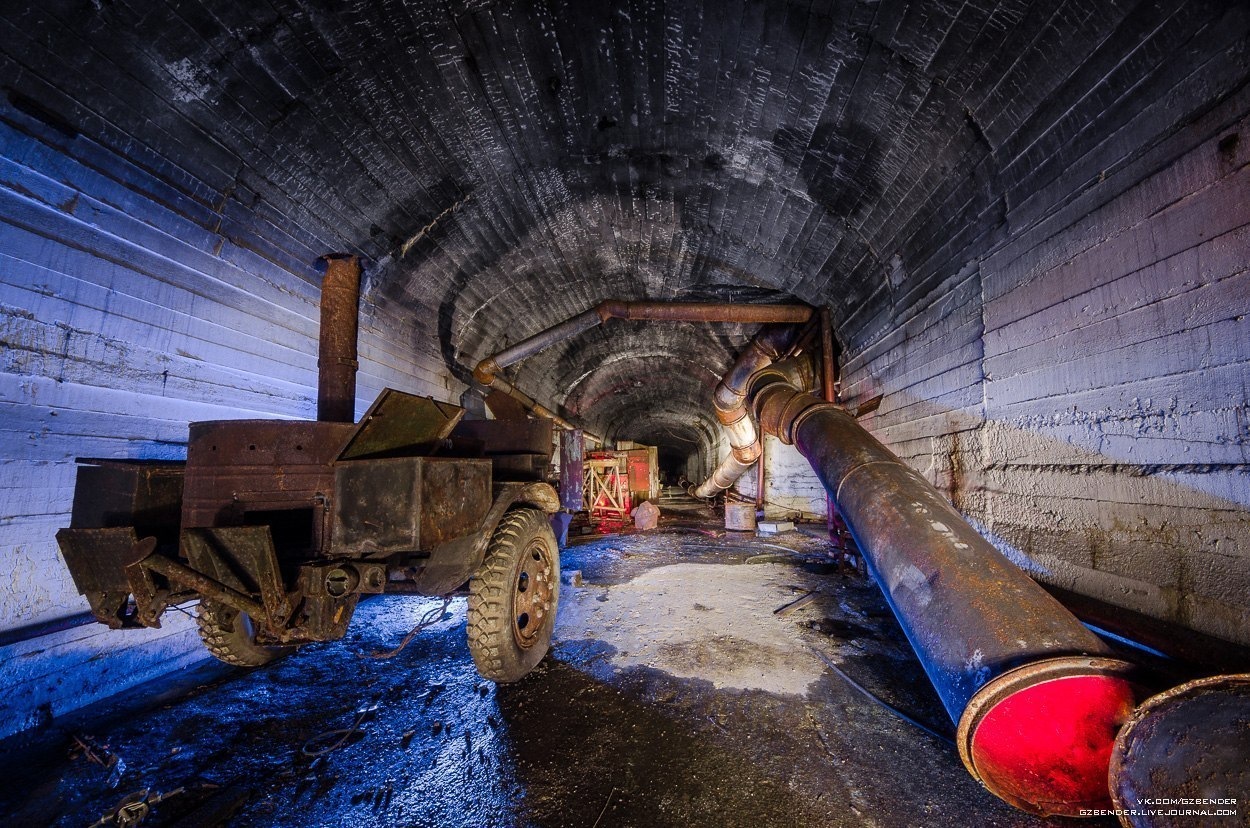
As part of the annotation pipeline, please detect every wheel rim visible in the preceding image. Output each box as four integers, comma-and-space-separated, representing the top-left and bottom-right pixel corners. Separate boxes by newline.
512, 536, 555, 649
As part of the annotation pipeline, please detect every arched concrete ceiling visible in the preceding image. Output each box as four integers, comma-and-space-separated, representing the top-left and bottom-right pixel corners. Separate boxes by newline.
2, 0, 1236, 460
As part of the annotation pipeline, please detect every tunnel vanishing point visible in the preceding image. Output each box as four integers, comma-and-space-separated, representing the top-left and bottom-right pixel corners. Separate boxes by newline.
2, 0, 1249, 822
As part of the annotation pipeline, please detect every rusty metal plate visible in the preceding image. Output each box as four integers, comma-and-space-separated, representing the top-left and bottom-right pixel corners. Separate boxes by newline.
330, 457, 491, 557
55, 526, 146, 596
420, 458, 492, 547
182, 420, 352, 529
182, 526, 289, 623
54, 527, 151, 628
331, 457, 424, 556
484, 389, 530, 421
337, 388, 465, 461
187, 420, 353, 467
1109, 673, 1249, 826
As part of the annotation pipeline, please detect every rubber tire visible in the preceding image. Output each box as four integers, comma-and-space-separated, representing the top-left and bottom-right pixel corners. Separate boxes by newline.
467, 508, 560, 682
196, 600, 294, 667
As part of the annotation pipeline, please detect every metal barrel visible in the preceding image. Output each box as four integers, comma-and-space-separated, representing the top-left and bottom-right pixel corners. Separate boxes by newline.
724, 501, 757, 531
1109, 673, 1250, 825
750, 376, 1139, 817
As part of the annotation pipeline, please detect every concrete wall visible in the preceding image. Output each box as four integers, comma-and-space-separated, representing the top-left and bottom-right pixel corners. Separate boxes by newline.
732, 436, 827, 522
0, 98, 451, 738
839, 93, 1250, 647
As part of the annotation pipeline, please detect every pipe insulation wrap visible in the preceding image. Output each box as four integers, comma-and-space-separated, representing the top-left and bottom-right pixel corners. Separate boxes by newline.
690, 324, 804, 498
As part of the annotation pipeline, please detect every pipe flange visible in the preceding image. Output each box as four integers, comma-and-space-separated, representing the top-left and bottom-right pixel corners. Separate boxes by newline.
730, 441, 762, 464
956, 656, 1141, 816
714, 402, 750, 426
713, 380, 749, 413
776, 394, 817, 444
1110, 673, 1250, 821
787, 398, 842, 443
755, 387, 837, 445
753, 385, 795, 443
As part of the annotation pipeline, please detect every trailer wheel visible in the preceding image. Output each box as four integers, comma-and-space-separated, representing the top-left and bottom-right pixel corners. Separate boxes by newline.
196, 601, 293, 667
468, 507, 560, 682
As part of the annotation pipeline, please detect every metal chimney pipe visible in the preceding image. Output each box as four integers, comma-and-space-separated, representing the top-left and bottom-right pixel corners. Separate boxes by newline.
317, 254, 361, 423
747, 372, 1139, 817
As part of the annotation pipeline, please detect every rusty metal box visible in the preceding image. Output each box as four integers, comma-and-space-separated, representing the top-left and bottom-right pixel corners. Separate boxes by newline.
181, 419, 355, 529
69, 459, 184, 537
329, 457, 491, 557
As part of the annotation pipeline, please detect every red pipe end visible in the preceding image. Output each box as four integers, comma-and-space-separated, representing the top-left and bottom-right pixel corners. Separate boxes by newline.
957, 658, 1138, 817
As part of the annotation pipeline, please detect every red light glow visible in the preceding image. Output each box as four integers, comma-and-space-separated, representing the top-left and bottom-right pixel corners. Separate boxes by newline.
969, 674, 1136, 816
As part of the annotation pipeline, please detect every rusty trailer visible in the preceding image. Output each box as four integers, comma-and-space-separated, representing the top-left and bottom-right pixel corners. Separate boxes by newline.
56, 388, 562, 682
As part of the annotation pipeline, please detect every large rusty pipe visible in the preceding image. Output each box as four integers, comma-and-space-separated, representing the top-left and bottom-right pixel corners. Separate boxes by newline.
596, 299, 812, 324
317, 254, 361, 423
747, 375, 1137, 817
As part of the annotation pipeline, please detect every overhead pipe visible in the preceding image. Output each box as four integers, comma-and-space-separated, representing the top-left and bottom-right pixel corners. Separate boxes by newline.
472, 299, 812, 442
473, 300, 813, 387
317, 254, 362, 423
475, 307, 605, 384
594, 299, 813, 325
744, 367, 1138, 817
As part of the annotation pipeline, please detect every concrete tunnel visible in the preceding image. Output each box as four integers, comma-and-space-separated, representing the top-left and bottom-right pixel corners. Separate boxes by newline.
0, 1, 1248, 825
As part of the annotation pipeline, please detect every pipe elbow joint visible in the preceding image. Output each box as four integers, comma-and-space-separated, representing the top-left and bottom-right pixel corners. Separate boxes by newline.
713, 380, 747, 414
472, 359, 500, 387
596, 299, 628, 322
754, 324, 801, 360
755, 386, 836, 445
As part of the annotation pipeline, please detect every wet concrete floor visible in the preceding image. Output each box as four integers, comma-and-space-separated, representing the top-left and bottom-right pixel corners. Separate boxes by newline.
1, 493, 1114, 827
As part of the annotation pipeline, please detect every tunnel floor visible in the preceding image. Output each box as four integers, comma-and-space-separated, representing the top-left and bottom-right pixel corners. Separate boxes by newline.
1, 491, 1112, 827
